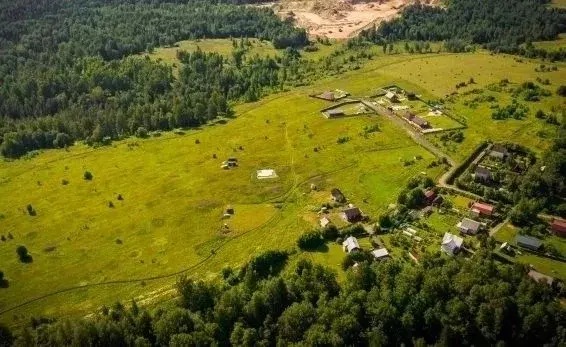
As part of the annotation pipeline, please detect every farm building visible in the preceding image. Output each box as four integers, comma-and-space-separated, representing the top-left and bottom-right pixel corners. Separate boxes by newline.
424, 189, 436, 205
457, 218, 481, 235
320, 217, 331, 228
470, 202, 495, 217
528, 270, 554, 285
441, 232, 463, 256
551, 219, 566, 237
341, 207, 362, 223
319, 91, 336, 101
490, 145, 509, 159
385, 91, 398, 102
256, 169, 277, 179
474, 166, 492, 181
403, 112, 430, 129
516, 235, 542, 251
324, 109, 345, 118
331, 188, 346, 203
371, 248, 390, 260
343, 236, 360, 253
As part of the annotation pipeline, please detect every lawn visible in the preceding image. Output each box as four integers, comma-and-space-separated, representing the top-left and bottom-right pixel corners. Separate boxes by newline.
550, 0, 566, 9
1, 49, 563, 325
533, 34, 566, 51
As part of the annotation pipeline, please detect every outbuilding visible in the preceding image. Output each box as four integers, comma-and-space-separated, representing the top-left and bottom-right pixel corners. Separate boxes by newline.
343, 236, 360, 253
371, 248, 390, 260
516, 235, 542, 251
331, 188, 346, 203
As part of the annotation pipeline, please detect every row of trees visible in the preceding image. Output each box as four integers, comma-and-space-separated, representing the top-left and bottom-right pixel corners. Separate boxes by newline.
359, 0, 566, 58
3, 249, 564, 346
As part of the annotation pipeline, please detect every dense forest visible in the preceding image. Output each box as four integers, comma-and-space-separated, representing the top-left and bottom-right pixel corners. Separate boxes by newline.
1, 250, 564, 346
0, 0, 307, 157
360, 0, 566, 58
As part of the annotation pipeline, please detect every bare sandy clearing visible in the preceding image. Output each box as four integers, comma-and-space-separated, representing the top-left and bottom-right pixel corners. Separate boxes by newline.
267, 0, 438, 39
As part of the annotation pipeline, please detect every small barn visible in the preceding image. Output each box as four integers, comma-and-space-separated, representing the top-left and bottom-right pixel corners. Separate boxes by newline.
331, 188, 346, 203
457, 218, 481, 235
516, 235, 542, 251
551, 219, 566, 237
371, 248, 390, 260
470, 202, 495, 217
341, 207, 362, 223
441, 232, 463, 256
474, 166, 492, 181
343, 236, 360, 253
490, 145, 509, 160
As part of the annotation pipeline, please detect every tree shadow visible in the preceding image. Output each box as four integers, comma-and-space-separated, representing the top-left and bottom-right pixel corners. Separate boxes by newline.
20, 255, 33, 263
307, 243, 330, 254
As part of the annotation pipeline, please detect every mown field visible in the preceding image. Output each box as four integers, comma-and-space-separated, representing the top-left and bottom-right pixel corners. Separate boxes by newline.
1, 47, 564, 325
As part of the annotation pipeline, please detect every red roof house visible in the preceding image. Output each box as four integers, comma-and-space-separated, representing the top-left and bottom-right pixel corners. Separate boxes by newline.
470, 202, 495, 217
551, 219, 566, 237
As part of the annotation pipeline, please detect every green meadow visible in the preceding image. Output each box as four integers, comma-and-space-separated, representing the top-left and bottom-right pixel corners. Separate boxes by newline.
1, 48, 564, 324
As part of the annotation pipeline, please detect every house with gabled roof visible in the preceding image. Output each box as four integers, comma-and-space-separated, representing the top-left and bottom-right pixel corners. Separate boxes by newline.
474, 166, 492, 181
331, 188, 346, 203
490, 144, 509, 160
341, 207, 362, 223
470, 202, 495, 217
457, 218, 481, 235
342, 236, 360, 253
441, 232, 463, 256
551, 219, 566, 237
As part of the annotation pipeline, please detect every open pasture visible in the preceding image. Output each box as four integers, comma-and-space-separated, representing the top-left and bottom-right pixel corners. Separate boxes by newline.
0, 49, 562, 324
0, 58, 444, 323
374, 52, 566, 160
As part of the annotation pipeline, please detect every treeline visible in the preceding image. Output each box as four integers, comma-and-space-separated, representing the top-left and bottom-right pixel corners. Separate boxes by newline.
509, 124, 566, 223
0, 47, 296, 158
2, 250, 564, 346
0, 0, 307, 158
359, 0, 566, 57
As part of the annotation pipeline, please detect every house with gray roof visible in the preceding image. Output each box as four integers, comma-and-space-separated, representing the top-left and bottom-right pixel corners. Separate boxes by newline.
516, 235, 542, 251
342, 236, 360, 253
441, 232, 463, 256
457, 218, 481, 235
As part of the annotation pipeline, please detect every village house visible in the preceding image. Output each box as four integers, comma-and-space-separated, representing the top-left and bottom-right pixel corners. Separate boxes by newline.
457, 218, 481, 235
371, 248, 390, 261
320, 91, 335, 101
342, 236, 360, 253
403, 112, 430, 129
320, 216, 331, 228
331, 188, 346, 203
490, 144, 509, 160
551, 219, 566, 237
470, 202, 495, 218
424, 189, 436, 205
385, 91, 398, 103
474, 166, 492, 181
441, 232, 463, 256
325, 109, 345, 118
341, 206, 362, 223
516, 235, 542, 251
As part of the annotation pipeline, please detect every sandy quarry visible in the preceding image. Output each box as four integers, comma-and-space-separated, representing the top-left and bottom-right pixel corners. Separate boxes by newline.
265, 0, 437, 40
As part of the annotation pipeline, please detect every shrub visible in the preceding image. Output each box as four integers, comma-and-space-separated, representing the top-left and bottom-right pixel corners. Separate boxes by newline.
342, 250, 373, 270
337, 136, 350, 144
0, 271, 3, 281
108, 201, 114, 208
16, 245, 30, 262
26, 204, 36, 216
297, 230, 324, 250
557, 85, 566, 97
135, 127, 149, 138
84, 171, 93, 180
117, 194, 124, 200
61, 179, 69, 185
322, 224, 339, 240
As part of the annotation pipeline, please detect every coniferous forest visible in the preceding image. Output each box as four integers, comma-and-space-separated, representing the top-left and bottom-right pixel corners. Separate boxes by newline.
1, 251, 564, 346
0, 0, 307, 157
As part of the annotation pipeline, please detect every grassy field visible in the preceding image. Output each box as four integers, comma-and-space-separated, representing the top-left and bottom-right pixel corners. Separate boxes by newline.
1, 49, 564, 325
550, 0, 566, 8
374, 52, 565, 161
533, 34, 566, 51
493, 222, 566, 280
